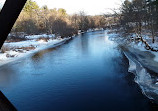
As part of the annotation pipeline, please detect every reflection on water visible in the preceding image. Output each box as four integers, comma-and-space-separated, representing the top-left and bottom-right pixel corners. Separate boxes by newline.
32, 48, 57, 63
0, 65, 17, 87
0, 30, 157, 111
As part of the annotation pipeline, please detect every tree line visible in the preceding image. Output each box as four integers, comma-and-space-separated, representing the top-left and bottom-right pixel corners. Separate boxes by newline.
11, 0, 106, 38
119, 0, 158, 44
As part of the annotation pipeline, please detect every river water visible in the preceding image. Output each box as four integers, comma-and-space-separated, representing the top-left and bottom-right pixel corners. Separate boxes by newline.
0, 31, 157, 111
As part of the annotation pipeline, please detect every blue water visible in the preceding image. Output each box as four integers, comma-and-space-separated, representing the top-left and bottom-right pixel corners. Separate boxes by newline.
0, 31, 156, 111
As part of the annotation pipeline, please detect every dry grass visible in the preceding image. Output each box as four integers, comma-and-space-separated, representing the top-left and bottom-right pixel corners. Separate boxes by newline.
1, 46, 12, 53
6, 36, 28, 43
16, 46, 35, 51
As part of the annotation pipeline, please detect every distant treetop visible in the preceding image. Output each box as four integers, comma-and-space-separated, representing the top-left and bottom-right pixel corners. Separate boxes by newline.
23, 0, 39, 12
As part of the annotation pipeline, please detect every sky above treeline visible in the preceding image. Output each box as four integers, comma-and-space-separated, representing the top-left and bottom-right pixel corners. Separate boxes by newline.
0, 0, 122, 15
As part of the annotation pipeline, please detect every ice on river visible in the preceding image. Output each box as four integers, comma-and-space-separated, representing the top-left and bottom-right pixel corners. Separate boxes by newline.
124, 51, 158, 101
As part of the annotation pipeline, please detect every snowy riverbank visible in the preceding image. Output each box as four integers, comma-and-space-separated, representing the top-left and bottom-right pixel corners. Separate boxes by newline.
0, 34, 71, 66
107, 30, 158, 103
108, 29, 158, 65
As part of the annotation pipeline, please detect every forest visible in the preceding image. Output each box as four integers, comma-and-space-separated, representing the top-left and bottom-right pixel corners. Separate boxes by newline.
116, 0, 158, 51
10, 0, 106, 38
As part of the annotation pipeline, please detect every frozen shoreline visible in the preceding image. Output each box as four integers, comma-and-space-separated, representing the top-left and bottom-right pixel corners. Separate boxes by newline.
123, 51, 158, 101
0, 37, 71, 67
107, 30, 158, 103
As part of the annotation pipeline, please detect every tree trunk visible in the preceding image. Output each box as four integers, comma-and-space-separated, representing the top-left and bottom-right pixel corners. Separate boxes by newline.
151, 18, 155, 43
139, 22, 142, 40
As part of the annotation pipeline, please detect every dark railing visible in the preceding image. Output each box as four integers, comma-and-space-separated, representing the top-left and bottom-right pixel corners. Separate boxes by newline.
0, 0, 27, 110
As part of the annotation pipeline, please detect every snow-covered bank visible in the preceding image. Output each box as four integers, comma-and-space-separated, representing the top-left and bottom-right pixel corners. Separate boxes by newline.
130, 41, 158, 63
78, 28, 104, 34
108, 29, 158, 64
25, 34, 55, 39
107, 30, 158, 102
0, 36, 71, 66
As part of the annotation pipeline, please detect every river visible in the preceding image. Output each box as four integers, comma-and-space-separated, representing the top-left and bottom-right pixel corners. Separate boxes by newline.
0, 30, 157, 111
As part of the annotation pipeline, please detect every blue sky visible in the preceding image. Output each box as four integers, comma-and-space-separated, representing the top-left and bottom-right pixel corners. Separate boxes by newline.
0, 0, 122, 15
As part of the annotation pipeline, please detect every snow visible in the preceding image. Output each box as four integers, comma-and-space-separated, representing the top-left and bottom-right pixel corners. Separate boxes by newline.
129, 40, 158, 62
151, 51, 158, 62
26, 34, 55, 39
4, 40, 39, 48
122, 32, 158, 63
130, 41, 146, 51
